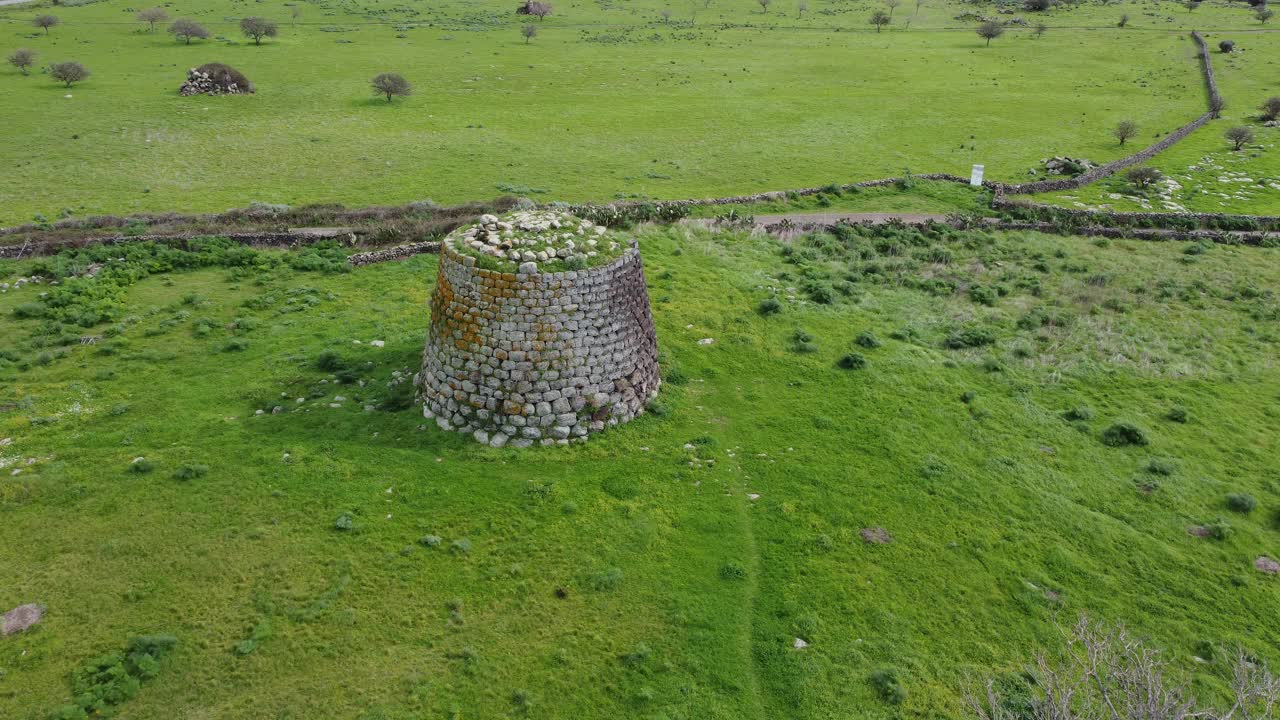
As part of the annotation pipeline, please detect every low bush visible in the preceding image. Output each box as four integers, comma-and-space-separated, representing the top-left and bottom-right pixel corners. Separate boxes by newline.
1166, 406, 1189, 423
837, 353, 867, 370
854, 331, 881, 349
172, 464, 208, 480
757, 297, 782, 316
869, 668, 907, 705
128, 458, 154, 474
1144, 458, 1176, 476
1226, 493, 1257, 513
52, 635, 177, 718
719, 561, 748, 580
943, 326, 996, 349
1101, 422, 1149, 447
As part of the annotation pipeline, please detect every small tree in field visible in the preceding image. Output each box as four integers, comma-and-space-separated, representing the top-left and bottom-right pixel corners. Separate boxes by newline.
1226, 126, 1254, 150
870, 10, 890, 31
1112, 119, 1138, 145
798, 0, 808, 16
7, 48, 36, 75
758, 0, 772, 12
291, 7, 302, 27
528, 1, 553, 20
1127, 167, 1162, 189
1184, 0, 1200, 11
885, 0, 901, 16
240, 17, 279, 45
137, 8, 169, 32
661, 7, 672, 21
1261, 96, 1280, 121
1034, 22, 1047, 37
1256, 7, 1274, 24
169, 19, 210, 44
1117, 13, 1129, 26
49, 61, 89, 87
34, 15, 59, 34
976, 20, 1003, 46
371, 72, 411, 103
522, 24, 538, 43
1219, 39, 1234, 53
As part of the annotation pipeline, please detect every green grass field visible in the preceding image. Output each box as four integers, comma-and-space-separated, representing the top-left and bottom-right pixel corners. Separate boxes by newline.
3, 0, 1265, 221
1, 225, 1278, 718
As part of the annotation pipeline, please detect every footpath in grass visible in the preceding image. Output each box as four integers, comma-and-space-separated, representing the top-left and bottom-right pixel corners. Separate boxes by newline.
0, 225, 1278, 718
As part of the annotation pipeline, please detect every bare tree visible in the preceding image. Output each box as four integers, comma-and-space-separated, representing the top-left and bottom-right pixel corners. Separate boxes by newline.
522, 24, 538, 42
661, 7, 672, 21
870, 10, 891, 31
976, 20, 1003, 45
915, 0, 925, 15
371, 72, 411, 103
1226, 126, 1254, 150
758, 0, 772, 12
1256, 7, 1274, 24
1034, 22, 1047, 37
965, 614, 1280, 720
49, 61, 90, 87
136, 8, 169, 32
886, 0, 901, 16
798, 0, 808, 16
240, 16, 279, 45
1184, 0, 1201, 11
1112, 119, 1138, 145
7, 48, 36, 75
168, 19, 211, 45
527, 1, 553, 20
292, 7, 302, 27
1261, 96, 1280, 122
33, 15, 60, 34
1117, 13, 1129, 26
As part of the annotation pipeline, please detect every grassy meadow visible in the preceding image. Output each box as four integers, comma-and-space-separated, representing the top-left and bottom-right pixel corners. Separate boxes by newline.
0, 0, 1257, 221
1, 225, 1278, 718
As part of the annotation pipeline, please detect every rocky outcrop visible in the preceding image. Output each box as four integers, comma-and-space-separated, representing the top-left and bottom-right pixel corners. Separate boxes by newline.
179, 64, 254, 96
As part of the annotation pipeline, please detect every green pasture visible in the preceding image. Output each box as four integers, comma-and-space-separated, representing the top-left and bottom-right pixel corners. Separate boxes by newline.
1, 225, 1278, 718
0, 0, 1257, 220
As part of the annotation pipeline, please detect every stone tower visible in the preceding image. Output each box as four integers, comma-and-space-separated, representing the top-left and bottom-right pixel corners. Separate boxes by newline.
415, 210, 660, 447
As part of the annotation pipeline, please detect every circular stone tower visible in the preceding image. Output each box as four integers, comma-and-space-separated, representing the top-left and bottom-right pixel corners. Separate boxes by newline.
415, 210, 660, 448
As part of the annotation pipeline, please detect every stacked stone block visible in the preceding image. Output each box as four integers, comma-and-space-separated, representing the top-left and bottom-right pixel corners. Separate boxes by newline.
415, 218, 660, 447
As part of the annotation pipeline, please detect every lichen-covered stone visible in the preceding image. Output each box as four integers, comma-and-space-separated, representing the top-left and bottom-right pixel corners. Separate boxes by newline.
415, 213, 660, 446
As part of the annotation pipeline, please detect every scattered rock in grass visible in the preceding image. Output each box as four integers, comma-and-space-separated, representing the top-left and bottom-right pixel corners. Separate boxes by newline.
747, 493, 760, 501
860, 527, 893, 545
1255, 556, 1280, 574
697, 338, 715, 345
793, 637, 808, 649
1188, 525, 1212, 538
370, 340, 385, 347
2, 603, 44, 636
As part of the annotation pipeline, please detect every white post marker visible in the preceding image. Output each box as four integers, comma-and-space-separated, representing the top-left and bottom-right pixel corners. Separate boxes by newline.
970, 164, 985, 187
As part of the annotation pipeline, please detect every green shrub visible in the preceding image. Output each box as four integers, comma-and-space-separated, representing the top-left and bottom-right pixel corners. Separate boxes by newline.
757, 297, 782, 316
837, 353, 867, 370
12, 302, 47, 319
450, 538, 473, 554
59, 635, 177, 717
172, 464, 208, 480
333, 512, 354, 531
1062, 406, 1093, 422
719, 561, 748, 580
969, 284, 998, 306
1207, 518, 1233, 540
1144, 458, 1176, 476
589, 567, 623, 591
1166, 406, 1189, 423
619, 642, 651, 668
869, 668, 906, 705
418, 534, 442, 547
1226, 493, 1257, 513
943, 326, 996, 349
854, 331, 882, 349
1101, 422, 1149, 447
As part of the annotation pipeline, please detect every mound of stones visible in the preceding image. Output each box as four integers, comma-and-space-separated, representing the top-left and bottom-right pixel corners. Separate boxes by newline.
456, 210, 618, 274
415, 211, 660, 448
1042, 156, 1097, 176
179, 63, 255, 96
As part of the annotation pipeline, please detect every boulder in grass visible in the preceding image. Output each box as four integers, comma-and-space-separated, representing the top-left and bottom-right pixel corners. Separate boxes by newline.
3, 603, 44, 636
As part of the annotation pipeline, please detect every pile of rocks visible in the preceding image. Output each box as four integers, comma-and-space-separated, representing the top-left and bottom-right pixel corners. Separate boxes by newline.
1042, 156, 1097, 176
179, 66, 254, 96
454, 210, 617, 273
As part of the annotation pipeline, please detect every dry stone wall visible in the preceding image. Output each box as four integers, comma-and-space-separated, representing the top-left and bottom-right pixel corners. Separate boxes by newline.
415, 225, 660, 448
